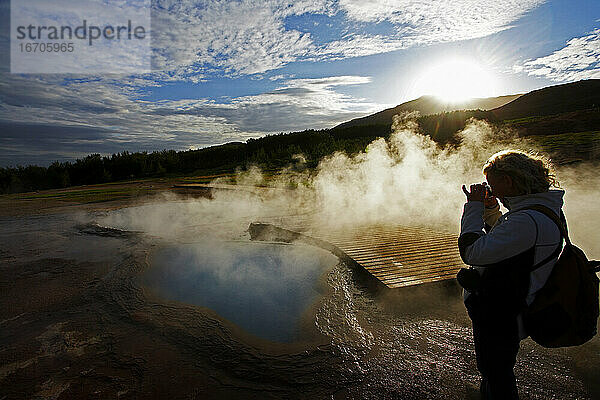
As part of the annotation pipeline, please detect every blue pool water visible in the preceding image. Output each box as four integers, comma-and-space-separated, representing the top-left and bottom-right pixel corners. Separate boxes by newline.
142, 241, 338, 342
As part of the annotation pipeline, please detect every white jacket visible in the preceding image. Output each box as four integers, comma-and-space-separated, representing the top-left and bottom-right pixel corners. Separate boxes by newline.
460, 189, 564, 338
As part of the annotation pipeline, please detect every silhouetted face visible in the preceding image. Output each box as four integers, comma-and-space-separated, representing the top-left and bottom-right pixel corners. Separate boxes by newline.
485, 171, 519, 203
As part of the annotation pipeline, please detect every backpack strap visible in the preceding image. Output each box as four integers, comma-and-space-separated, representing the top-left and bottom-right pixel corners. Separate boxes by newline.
522, 204, 570, 245
523, 205, 600, 274
519, 204, 566, 272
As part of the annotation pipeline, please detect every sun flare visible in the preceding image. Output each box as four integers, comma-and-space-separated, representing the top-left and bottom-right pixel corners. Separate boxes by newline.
413, 58, 499, 103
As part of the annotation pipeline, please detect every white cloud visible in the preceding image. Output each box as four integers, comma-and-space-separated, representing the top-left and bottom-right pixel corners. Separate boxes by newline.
0, 73, 386, 165
5, 0, 547, 77
339, 0, 543, 25
516, 28, 600, 82
4, 0, 548, 78
150, 75, 385, 132
321, 35, 409, 59
149, 0, 547, 77
0, 74, 252, 165
151, 0, 332, 76
324, 0, 546, 58
10, 0, 151, 74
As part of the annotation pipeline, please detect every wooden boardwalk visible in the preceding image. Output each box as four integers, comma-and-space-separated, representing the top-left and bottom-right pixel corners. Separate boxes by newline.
314, 225, 464, 288
250, 221, 465, 289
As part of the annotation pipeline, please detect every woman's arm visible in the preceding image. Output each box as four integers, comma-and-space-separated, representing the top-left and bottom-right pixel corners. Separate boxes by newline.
459, 208, 537, 266
483, 203, 502, 231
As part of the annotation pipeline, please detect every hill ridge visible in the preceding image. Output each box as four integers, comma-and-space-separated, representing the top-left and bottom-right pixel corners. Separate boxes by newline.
334, 94, 522, 129
334, 79, 600, 130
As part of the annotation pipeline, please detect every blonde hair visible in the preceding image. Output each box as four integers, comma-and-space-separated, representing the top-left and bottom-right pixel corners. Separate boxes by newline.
483, 150, 559, 195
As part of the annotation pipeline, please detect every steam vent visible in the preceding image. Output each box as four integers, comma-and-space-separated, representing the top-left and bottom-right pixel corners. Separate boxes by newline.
249, 221, 465, 289
175, 184, 466, 289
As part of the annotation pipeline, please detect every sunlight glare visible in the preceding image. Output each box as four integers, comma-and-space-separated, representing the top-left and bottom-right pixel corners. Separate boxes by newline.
413, 58, 499, 103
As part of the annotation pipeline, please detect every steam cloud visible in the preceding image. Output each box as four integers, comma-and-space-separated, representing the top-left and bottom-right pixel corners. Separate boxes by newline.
99, 113, 600, 258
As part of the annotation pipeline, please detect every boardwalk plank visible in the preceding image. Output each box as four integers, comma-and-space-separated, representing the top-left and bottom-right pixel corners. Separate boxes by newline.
252, 221, 466, 289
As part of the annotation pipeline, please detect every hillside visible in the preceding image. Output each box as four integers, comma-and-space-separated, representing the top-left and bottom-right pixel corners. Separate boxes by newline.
490, 79, 600, 120
501, 109, 600, 136
334, 94, 521, 129
392, 80, 600, 143
335, 79, 600, 135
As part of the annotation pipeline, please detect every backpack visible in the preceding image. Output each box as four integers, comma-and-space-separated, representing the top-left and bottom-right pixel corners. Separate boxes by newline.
522, 205, 600, 348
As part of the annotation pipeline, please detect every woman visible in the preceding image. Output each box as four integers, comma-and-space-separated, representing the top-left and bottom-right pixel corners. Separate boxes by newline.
458, 150, 564, 399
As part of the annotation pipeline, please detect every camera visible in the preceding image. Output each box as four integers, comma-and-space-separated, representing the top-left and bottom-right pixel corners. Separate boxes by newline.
483, 183, 492, 198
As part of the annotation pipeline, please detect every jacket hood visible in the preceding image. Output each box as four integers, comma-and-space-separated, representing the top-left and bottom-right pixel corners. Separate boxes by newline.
504, 189, 565, 214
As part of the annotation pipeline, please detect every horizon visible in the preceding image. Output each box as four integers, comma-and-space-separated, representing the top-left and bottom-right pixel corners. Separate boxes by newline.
1, 0, 600, 167
1, 89, 532, 168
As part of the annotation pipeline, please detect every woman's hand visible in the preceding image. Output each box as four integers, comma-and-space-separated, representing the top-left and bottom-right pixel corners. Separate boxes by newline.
483, 193, 499, 209
462, 183, 488, 202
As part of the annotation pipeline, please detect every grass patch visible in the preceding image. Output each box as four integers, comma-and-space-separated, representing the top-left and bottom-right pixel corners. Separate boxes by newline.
530, 131, 600, 150
15, 187, 154, 203
179, 173, 236, 184
502, 115, 553, 125
528, 131, 600, 164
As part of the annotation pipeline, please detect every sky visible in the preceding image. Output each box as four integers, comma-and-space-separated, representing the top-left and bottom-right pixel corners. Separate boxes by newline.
0, 0, 599, 167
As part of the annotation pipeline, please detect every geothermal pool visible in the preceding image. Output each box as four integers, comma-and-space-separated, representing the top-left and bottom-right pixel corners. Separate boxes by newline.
3, 205, 598, 399
142, 241, 338, 342
99, 202, 599, 398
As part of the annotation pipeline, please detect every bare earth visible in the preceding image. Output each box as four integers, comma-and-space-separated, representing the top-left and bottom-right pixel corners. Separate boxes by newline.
1, 182, 599, 399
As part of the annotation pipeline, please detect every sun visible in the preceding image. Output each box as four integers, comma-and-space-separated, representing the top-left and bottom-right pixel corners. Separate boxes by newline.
413, 58, 499, 103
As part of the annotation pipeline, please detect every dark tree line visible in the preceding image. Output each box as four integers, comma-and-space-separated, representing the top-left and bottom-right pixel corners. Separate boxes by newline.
0, 125, 392, 194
